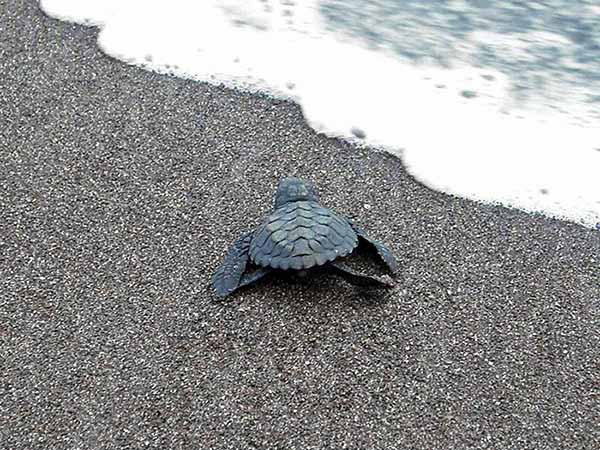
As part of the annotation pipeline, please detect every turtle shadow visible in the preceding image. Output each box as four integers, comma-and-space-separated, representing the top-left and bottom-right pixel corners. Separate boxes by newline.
212, 271, 394, 308
350, 286, 395, 305
283, 268, 396, 304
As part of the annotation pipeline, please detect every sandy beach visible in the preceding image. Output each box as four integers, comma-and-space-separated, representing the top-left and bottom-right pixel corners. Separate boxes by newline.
1, 1, 599, 449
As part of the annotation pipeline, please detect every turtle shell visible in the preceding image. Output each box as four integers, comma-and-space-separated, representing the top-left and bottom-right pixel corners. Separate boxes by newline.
249, 201, 358, 270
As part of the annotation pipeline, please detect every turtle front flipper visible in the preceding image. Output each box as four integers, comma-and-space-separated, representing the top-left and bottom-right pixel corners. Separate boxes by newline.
212, 231, 267, 298
349, 223, 399, 274
329, 261, 395, 288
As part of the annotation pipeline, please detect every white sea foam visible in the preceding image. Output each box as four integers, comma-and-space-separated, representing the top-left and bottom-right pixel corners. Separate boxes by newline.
40, 0, 600, 228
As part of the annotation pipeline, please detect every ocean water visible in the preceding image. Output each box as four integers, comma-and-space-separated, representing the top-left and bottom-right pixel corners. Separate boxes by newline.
40, 0, 600, 228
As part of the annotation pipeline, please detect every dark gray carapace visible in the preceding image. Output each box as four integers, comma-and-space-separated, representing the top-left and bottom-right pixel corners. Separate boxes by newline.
212, 177, 398, 298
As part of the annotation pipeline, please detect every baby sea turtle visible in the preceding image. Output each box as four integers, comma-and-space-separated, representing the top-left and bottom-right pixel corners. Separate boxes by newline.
212, 177, 398, 297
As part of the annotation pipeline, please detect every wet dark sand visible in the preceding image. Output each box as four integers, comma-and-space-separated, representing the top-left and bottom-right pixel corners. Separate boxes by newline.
1, 1, 598, 449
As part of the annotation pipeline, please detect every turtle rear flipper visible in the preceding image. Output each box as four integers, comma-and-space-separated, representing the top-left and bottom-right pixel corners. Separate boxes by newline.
329, 261, 395, 289
212, 231, 270, 298
238, 267, 272, 290
350, 223, 399, 274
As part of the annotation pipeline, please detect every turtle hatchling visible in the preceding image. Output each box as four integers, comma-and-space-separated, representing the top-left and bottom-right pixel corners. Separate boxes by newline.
212, 177, 399, 297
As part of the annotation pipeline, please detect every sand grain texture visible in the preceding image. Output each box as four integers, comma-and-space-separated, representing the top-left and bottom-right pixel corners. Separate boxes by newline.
1, 1, 599, 449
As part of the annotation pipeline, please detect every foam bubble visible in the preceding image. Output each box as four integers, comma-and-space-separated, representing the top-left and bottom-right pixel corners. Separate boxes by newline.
40, 0, 122, 25
40, 0, 600, 228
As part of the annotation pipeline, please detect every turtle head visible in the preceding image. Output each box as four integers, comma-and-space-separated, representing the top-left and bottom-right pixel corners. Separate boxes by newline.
274, 177, 319, 208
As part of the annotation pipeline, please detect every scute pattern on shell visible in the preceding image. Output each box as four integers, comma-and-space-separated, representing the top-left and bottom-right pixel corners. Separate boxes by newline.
249, 201, 358, 270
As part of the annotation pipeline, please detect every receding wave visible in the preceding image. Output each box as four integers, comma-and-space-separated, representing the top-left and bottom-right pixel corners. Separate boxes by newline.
40, 0, 600, 228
